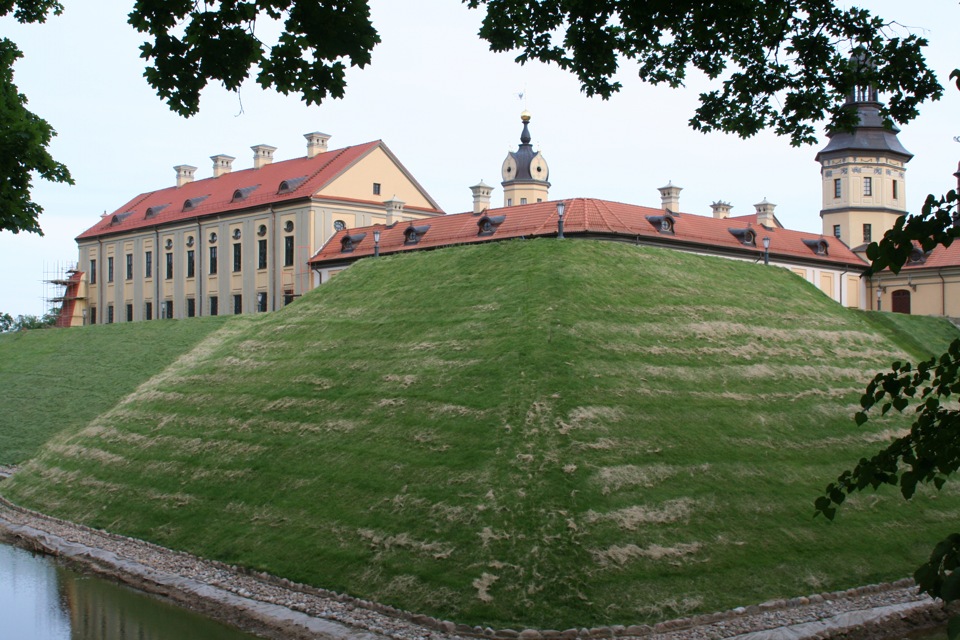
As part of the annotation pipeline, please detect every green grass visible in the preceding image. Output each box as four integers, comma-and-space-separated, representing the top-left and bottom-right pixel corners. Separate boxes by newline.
3, 239, 960, 629
0, 316, 230, 465
855, 309, 960, 360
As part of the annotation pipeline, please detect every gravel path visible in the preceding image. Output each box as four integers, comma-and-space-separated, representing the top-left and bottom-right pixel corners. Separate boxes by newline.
0, 495, 950, 640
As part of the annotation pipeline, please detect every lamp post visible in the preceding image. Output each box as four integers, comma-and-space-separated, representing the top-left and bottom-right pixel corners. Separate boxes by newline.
556, 201, 565, 239
876, 285, 882, 311
373, 229, 381, 257
762, 236, 771, 265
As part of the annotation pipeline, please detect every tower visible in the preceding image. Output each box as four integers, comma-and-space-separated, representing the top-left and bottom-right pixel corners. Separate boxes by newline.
816, 83, 912, 250
501, 111, 550, 207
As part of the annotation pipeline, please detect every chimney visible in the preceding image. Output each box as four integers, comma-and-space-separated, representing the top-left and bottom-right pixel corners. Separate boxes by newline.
251, 144, 277, 169
304, 132, 331, 158
174, 164, 197, 188
211, 154, 235, 178
658, 182, 682, 212
470, 180, 493, 214
754, 198, 776, 227
384, 197, 405, 225
710, 201, 732, 219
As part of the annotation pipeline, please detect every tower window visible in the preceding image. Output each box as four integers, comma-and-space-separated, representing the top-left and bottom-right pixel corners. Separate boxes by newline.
833, 225, 841, 239
373, 182, 381, 195
863, 224, 872, 243
833, 179, 841, 199
520, 198, 527, 205
892, 180, 899, 199
863, 177, 873, 197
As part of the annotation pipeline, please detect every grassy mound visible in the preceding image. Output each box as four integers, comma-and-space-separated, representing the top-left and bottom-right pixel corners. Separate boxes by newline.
4, 239, 960, 629
0, 316, 230, 465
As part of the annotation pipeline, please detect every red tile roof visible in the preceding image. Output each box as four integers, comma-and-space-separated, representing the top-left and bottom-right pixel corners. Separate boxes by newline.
77, 141, 442, 240
902, 241, 960, 270
308, 198, 867, 269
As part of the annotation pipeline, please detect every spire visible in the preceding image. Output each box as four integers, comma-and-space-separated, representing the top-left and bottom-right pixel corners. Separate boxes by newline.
520, 110, 532, 145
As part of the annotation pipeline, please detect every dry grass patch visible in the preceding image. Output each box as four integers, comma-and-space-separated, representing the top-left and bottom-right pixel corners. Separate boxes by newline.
473, 572, 499, 602
586, 498, 696, 530
357, 529, 455, 560
383, 374, 418, 387
592, 542, 702, 568
594, 464, 676, 493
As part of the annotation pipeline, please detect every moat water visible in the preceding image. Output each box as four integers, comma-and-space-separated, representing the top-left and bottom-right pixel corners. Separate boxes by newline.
0, 541, 260, 640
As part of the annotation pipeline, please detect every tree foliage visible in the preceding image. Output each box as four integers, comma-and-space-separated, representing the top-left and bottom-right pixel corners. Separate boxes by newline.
0, 308, 58, 331
466, 0, 943, 145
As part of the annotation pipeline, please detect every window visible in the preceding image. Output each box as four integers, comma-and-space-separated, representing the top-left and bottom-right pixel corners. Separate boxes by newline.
833, 225, 841, 239
284, 236, 294, 267
145, 251, 152, 278
209, 296, 218, 316
333, 220, 346, 232
145, 301, 152, 321
90, 307, 97, 325
233, 243, 242, 272
126, 304, 133, 322
834, 178, 841, 199
520, 197, 527, 205
125, 254, 133, 280
257, 291, 267, 312
373, 182, 381, 195
507, 198, 513, 206
892, 180, 899, 200
233, 294, 242, 315
284, 291, 294, 306
89, 259, 97, 284
209, 246, 218, 275
863, 176, 873, 196
258, 239, 267, 270
107, 257, 114, 282
863, 224, 872, 243
187, 250, 195, 278
107, 305, 114, 324
165, 252, 173, 279
186, 298, 196, 318
164, 300, 173, 319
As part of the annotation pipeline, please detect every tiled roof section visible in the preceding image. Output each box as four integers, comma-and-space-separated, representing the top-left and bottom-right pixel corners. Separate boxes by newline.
901, 241, 960, 270
77, 141, 441, 240
309, 198, 867, 268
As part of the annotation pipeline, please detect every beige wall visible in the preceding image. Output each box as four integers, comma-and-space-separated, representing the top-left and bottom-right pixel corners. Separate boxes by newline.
819, 154, 907, 247
872, 269, 960, 317
317, 147, 435, 209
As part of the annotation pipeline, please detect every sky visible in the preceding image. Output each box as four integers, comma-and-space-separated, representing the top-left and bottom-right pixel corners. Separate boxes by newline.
1, 0, 957, 317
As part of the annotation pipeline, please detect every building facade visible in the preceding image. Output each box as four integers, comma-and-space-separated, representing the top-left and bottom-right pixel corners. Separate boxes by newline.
68, 134, 443, 325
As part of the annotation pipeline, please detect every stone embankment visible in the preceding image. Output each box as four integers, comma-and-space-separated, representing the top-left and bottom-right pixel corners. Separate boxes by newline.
0, 495, 950, 640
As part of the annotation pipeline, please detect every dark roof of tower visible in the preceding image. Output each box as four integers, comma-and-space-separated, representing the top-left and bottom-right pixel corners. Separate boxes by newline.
815, 97, 913, 163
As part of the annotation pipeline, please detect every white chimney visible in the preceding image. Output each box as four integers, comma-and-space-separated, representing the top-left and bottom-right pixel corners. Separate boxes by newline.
658, 182, 682, 212
710, 201, 732, 219
174, 164, 197, 188
251, 144, 277, 169
304, 132, 331, 158
470, 180, 493, 214
384, 197, 405, 225
211, 154, 235, 178
754, 198, 776, 227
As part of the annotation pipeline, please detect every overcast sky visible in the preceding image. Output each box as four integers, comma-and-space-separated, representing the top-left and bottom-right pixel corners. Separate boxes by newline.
1, 0, 957, 316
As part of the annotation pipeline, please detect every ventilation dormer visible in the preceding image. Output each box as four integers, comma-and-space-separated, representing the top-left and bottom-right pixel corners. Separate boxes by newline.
182, 195, 210, 212
728, 228, 757, 246
404, 224, 430, 245
340, 232, 367, 253
278, 176, 307, 194
232, 185, 260, 203
802, 238, 830, 256
110, 211, 134, 226
145, 204, 169, 219
645, 213, 676, 234
477, 214, 506, 237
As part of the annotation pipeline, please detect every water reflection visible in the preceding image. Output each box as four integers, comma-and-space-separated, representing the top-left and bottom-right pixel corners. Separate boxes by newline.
0, 542, 261, 640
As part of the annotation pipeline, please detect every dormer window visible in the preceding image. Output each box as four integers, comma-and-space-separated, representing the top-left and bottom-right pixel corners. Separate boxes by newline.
802, 238, 830, 256
646, 214, 675, 234
182, 195, 209, 212
145, 204, 169, 219
728, 228, 756, 246
908, 248, 927, 264
340, 232, 367, 253
277, 176, 307, 194
232, 185, 260, 202
404, 224, 430, 245
477, 215, 506, 237
110, 211, 134, 226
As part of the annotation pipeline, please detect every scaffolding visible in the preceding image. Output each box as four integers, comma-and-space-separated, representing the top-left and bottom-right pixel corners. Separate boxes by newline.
43, 262, 86, 328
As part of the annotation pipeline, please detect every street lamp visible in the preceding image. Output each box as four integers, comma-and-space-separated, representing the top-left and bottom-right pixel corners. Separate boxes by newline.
556, 201, 565, 239
373, 229, 381, 257
876, 285, 882, 311
762, 236, 771, 265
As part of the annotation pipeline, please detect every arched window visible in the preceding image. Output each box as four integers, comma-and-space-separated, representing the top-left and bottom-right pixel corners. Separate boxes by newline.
891, 290, 911, 315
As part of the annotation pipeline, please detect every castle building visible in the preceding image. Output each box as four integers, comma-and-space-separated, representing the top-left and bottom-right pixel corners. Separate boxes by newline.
63, 134, 443, 326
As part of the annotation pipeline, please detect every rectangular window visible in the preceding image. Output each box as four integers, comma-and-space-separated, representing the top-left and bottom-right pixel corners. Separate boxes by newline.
145, 301, 152, 321
164, 300, 173, 319
520, 197, 527, 205
284, 236, 294, 267
863, 176, 873, 196
892, 179, 899, 200
373, 182, 381, 195
125, 254, 133, 280
186, 298, 196, 318
863, 223, 872, 243
833, 225, 841, 239
233, 243, 242, 272
209, 296, 218, 316
126, 304, 133, 322
166, 252, 173, 279
89, 307, 97, 325
107, 305, 114, 324
145, 251, 152, 279
258, 239, 267, 270
833, 179, 841, 199
284, 291, 294, 306
209, 246, 218, 275
107, 257, 114, 283
186, 250, 195, 278
257, 291, 267, 313
233, 294, 242, 315
89, 259, 97, 284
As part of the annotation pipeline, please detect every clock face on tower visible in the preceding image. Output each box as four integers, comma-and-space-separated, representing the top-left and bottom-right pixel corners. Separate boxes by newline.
501, 155, 518, 181
531, 154, 549, 180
